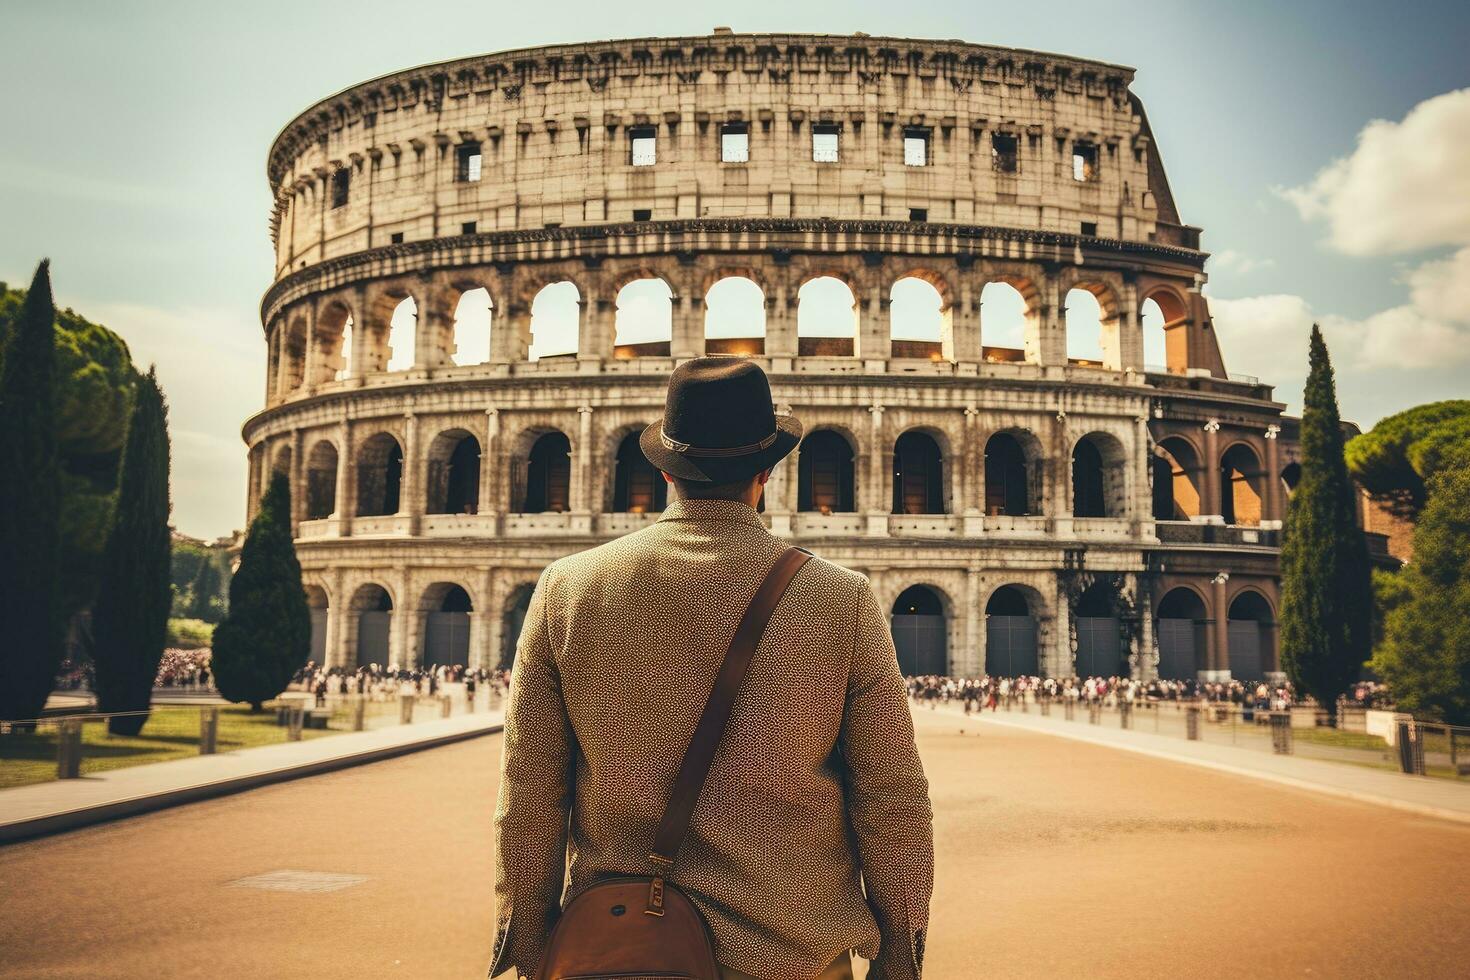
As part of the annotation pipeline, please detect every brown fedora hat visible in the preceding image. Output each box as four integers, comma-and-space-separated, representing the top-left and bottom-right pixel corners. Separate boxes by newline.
640, 357, 802, 483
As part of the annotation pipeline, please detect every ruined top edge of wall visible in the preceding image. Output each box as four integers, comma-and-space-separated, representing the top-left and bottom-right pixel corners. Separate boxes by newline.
268, 32, 1138, 190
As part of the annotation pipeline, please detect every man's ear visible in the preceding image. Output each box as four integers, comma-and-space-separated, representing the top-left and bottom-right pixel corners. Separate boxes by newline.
756, 468, 772, 486
662, 471, 674, 484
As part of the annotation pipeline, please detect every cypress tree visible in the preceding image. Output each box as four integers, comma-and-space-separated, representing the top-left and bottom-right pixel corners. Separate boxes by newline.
0, 261, 62, 722
1279, 325, 1373, 723
188, 554, 220, 622
212, 474, 310, 710
92, 368, 172, 735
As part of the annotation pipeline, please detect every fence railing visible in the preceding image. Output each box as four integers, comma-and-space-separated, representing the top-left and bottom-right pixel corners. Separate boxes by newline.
935, 693, 1469, 781
1, 683, 505, 789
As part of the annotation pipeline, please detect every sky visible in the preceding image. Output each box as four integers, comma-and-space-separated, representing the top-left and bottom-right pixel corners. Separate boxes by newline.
3, 0, 1467, 539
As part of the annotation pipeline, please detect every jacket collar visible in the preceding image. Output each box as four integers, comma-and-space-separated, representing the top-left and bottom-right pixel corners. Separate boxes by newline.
657, 497, 767, 528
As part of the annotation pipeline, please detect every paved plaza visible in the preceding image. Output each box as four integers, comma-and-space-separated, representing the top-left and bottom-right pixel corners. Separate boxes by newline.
1, 709, 1467, 979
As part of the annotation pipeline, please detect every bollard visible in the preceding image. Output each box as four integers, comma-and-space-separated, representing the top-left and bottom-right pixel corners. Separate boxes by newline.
56, 718, 83, 779
1269, 712, 1293, 755
1088, 702, 1101, 725
199, 706, 219, 755
1186, 705, 1201, 741
351, 697, 366, 732
399, 694, 415, 725
440, 695, 453, 719
1397, 720, 1425, 775
1064, 699, 1075, 721
287, 704, 305, 741
466, 690, 476, 714
1119, 700, 1132, 730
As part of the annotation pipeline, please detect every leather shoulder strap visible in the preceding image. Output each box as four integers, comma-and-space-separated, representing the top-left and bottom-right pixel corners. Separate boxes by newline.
649, 546, 812, 870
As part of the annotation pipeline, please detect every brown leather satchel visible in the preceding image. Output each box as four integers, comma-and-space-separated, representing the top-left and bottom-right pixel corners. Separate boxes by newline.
534, 546, 812, 980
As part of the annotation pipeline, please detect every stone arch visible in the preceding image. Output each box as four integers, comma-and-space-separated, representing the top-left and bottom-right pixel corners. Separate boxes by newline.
1226, 588, 1276, 681
270, 442, 293, 479
450, 286, 494, 366
1140, 284, 1191, 374
612, 274, 673, 354
356, 432, 404, 517
890, 583, 951, 676
386, 294, 418, 372
512, 427, 572, 513
798, 428, 856, 513
282, 316, 308, 390
984, 428, 1044, 517
304, 439, 339, 521
349, 582, 395, 670
889, 274, 949, 360
1220, 441, 1265, 526
313, 299, 355, 384
1071, 431, 1128, 519
500, 579, 538, 669
305, 582, 330, 665
703, 273, 766, 354
1155, 585, 1208, 680
985, 583, 1044, 677
1281, 461, 1302, 498
892, 428, 947, 515
796, 275, 859, 357
1153, 434, 1203, 521
612, 429, 666, 513
426, 428, 481, 515
1063, 283, 1121, 367
529, 280, 581, 360
420, 581, 474, 670
979, 273, 1040, 362
1072, 580, 1127, 678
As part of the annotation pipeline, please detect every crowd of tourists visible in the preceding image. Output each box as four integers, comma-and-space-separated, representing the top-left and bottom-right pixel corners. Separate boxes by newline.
154, 648, 212, 689
905, 673, 1392, 713
290, 661, 510, 706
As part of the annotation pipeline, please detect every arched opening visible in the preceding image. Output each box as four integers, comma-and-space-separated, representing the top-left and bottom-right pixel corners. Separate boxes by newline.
798, 430, 856, 514
980, 279, 1035, 362
613, 431, 666, 513
1156, 587, 1207, 680
1153, 437, 1202, 521
422, 584, 472, 669
796, 276, 858, 357
451, 287, 493, 366
386, 296, 417, 372
529, 281, 581, 360
426, 430, 481, 515
270, 445, 293, 481
1072, 432, 1127, 519
892, 430, 945, 515
305, 585, 329, 664
352, 584, 393, 670
1227, 591, 1275, 681
1074, 583, 1124, 678
1220, 443, 1265, 526
304, 441, 339, 521
613, 278, 673, 357
703, 276, 766, 356
985, 586, 1039, 677
1065, 287, 1106, 365
890, 276, 947, 360
356, 433, 403, 517
521, 431, 571, 513
315, 302, 353, 384
891, 586, 948, 676
985, 431, 1038, 516
1281, 462, 1302, 499
500, 583, 535, 670
282, 318, 308, 390
1141, 288, 1190, 374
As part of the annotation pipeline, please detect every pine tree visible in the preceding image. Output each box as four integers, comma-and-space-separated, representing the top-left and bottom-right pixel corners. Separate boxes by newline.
1279, 326, 1373, 723
211, 474, 310, 710
0, 261, 62, 722
92, 368, 172, 735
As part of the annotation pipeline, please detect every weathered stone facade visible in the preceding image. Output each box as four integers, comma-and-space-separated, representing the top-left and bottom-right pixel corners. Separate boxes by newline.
245, 32, 1334, 681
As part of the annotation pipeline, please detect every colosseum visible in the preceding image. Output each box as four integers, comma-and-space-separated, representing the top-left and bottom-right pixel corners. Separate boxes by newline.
244, 30, 1370, 683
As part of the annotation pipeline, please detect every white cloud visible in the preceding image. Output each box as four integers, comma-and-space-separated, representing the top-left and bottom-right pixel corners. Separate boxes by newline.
1278, 88, 1470, 256
1209, 249, 1275, 276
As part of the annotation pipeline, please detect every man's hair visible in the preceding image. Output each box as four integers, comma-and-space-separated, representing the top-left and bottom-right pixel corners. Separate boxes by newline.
669, 474, 761, 502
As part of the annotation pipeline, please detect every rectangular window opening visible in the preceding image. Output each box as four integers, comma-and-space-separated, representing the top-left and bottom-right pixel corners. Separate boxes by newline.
456, 144, 483, 182
630, 127, 657, 166
721, 123, 749, 163
991, 134, 1019, 174
632, 208, 652, 222
461, 221, 477, 235
903, 127, 930, 167
909, 208, 928, 222
389, 232, 404, 244
1080, 221, 1098, 237
330, 169, 350, 209
1073, 143, 1099, 182
812, 124, 840, 163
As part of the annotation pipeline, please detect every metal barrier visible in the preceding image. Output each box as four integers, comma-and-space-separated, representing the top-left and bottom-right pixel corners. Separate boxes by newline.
287, 704, 305, 742
440, 695, 453, 719
1398, 720, 1426, 775
1087, 702, 1101, 725
399, 694, 415, 725
1119, 700, 1132, 730
56, 718, 83, 779
1185, 706, 1201, 741
1063, 699, 1075, 721
351, 698, 366, 732
1039, 697, 1051, 717
1269, 712, 1293, 755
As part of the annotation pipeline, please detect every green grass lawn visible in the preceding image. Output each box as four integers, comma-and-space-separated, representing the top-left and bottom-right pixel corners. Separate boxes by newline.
0, 704, 338, 790
1293, 727, 1394, 752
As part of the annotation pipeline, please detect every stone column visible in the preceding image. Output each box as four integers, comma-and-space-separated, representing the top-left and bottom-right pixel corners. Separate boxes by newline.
301, 304, 320, 393
671, 283, 702, 361
1050, 574, 1071, 679
865, 404, 889, 535
859, 281, 890, 368
335, 419, 355, 537
1133, 575, 1157, 681
578, 282, 614, 370
964, 567, 983, 677
479, 408, 501, 523
765, 271, 797, 371
948, 277, 982, 368
1048, 411, 1072, 537
961, 407, 983, 535
416, 286, 455, 372
399, 413, 422, 534
389, 569, 410, 671
1263, 424, 1282, 527
289, 428, 305, 536
571, 405, 594, 532
1034, 271, 1068, 370
492, 298, 531, 368
1201, 419, 1222, 522
1116, 280, 1144, 376
766, 409, 794, 536
1207, 572, 1230, 681
1134, 414, 1153, 537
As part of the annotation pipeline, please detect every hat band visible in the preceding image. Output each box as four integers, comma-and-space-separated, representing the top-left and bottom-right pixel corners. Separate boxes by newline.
660, 425, 778, 458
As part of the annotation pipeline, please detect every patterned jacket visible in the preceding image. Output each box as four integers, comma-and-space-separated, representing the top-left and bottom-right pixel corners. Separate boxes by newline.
489, 497, 934, 979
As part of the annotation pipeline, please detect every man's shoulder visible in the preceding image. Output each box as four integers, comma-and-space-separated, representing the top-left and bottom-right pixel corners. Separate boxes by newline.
793, 548, 868, 596
540, 523, 665, 587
